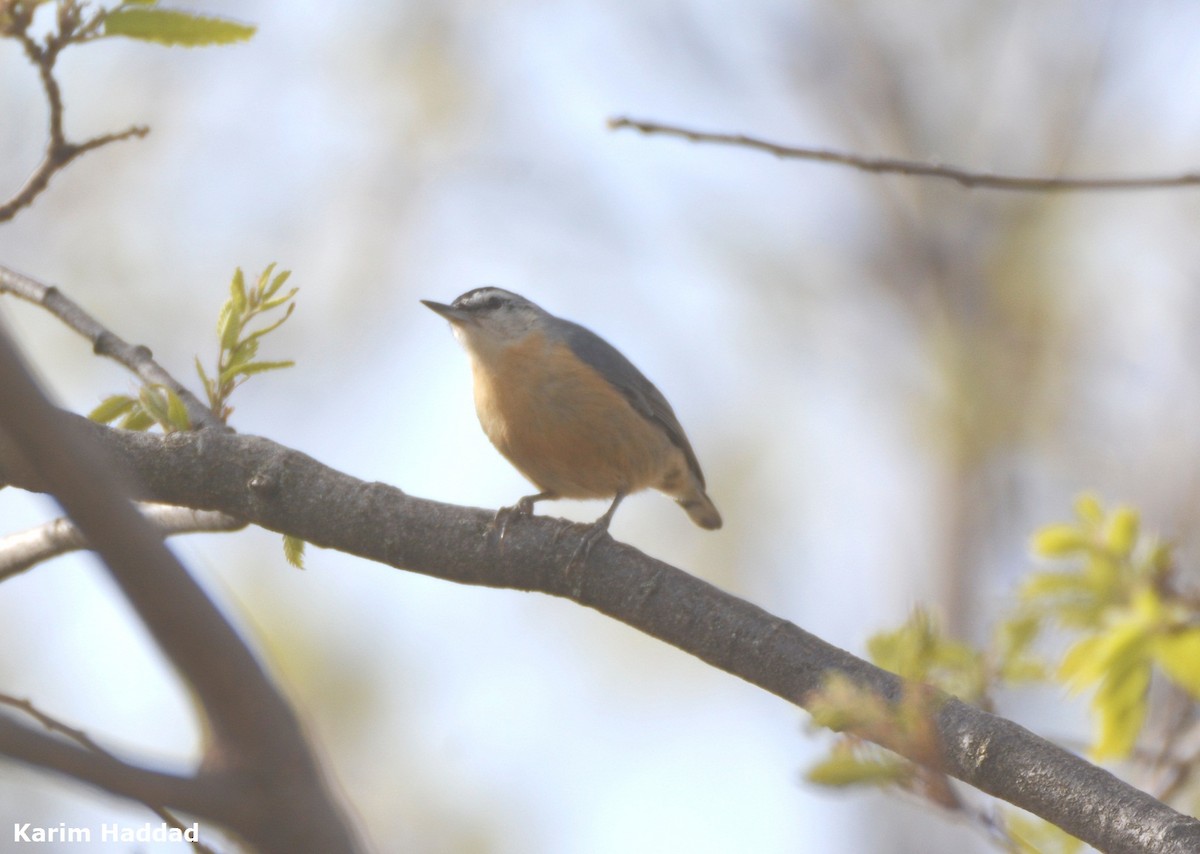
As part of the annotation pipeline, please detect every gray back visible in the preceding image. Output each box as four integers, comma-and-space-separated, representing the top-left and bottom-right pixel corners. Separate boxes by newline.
558, 319, 707, 489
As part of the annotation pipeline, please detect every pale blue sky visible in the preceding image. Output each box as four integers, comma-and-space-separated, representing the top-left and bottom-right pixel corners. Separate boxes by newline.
4, 1, 1200, 851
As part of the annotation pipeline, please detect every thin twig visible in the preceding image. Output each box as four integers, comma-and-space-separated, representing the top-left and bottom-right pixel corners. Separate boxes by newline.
0, 693, 220, 854
608, 116, 1200, 193
0, 265, 226, 431
0, 2, 150, 222
0, 504, 244, 582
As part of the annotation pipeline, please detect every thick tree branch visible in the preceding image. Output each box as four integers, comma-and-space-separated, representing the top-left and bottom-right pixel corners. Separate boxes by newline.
0, 504, 244, 582
4, 416, 1198, 853
0, 265, 225, 431
0, 321, 362, 853
608, 116, 1200, 192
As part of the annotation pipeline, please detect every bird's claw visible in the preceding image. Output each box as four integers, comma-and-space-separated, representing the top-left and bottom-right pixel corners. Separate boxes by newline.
489, 498, 534, 544
566, 519, 610, 571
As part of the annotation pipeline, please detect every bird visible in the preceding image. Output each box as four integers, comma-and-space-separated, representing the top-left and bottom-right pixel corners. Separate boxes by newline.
423, 287, 721, 556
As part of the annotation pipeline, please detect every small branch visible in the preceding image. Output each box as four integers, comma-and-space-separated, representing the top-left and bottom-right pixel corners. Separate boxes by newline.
0, 125, 149, 224
0, 694, 220, 853
0, 504, 244, 582
608, 116, 1200, 193
0, 265, 225, 431
0, 2, 150, 222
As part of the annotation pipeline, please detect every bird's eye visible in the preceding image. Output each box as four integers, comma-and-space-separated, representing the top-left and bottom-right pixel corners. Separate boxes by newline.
481, 296, 503, 311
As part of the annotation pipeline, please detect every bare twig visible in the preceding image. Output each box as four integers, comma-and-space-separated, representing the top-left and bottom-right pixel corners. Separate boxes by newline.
608, 116, 1200, 193
0, 694, 220, 853
0, 265, 225, 431
0, 504, 244, 582
0, 1, 149, 222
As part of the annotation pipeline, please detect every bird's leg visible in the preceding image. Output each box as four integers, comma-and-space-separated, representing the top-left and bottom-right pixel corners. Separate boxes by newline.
492, 490, 556, 542
567, 491, 626, 570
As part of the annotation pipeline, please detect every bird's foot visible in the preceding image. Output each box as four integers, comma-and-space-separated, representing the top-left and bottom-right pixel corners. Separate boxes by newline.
566, 518, 610, 572
488, 494, 541, 544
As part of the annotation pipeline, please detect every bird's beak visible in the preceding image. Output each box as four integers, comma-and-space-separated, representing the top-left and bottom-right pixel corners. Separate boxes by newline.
421, 299, 471, 324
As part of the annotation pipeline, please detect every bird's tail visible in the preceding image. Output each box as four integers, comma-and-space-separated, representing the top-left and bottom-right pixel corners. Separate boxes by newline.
677, 488, 722, 530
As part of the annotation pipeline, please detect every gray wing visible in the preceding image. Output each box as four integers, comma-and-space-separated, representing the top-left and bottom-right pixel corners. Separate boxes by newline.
560, 319, 707, 489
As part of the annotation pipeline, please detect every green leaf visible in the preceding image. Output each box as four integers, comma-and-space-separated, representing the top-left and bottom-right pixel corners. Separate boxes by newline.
998, 612, 1040, 653
219, 355, 292, 386
163, 386, 191, 431
1154, 628, 1200, 698
1000, 659, 1047, 683
1059, 622, 1154, 760
867, 609, 937, 680
89, 394, 137, 424
1019, 570, 1091, 601
1144, 542, 1174, 581
138, 385, 170, 426
1074, 493, 1105, 527
120, 407, 156, 431
283, 535, 306, 569
243, 301, 296, 342
263, 268, 291, 300
1031, 524, 1089, 558
1005, 811, 1085, 854
1104, 507, 1139, 559
230, 267, 248, 314
254, 262, 278, 300
195, 355, 214, 398
995, 614, 1047, 683
259, 287, 299, 313
229, 336, 260, 366
234, 359, 296, 378
807, 673, 890, 732
104, 7, 256, 46
1091, 655, 1151, 760
217, 301, 241, 351
865, 609, 987, 701
806, 754, 910, 788
1058, 635, 1107, 689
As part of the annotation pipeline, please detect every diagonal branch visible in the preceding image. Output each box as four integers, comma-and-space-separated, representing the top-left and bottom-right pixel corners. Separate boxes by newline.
4, 416, 1198, 854
0, 265, 225, 431
608, 116, 1200, 193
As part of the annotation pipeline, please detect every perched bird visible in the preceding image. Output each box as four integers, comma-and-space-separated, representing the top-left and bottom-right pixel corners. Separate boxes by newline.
423, 288, 721, 553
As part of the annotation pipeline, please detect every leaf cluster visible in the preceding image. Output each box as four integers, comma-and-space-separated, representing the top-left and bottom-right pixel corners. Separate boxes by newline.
805, 494, 1200, 852
86, 265, 307, 574
89, 264, 297, 433
89, 265, 307, 567
1026, 495, 1195, 761
89, 383, 191, 432
196, 264, 298, 424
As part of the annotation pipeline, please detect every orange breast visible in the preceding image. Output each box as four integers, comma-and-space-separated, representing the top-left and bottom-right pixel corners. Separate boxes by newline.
470, 333, 677, 499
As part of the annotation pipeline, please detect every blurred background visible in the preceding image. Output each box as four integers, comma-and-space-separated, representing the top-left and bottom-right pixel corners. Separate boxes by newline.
4, 0, 1200, 851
